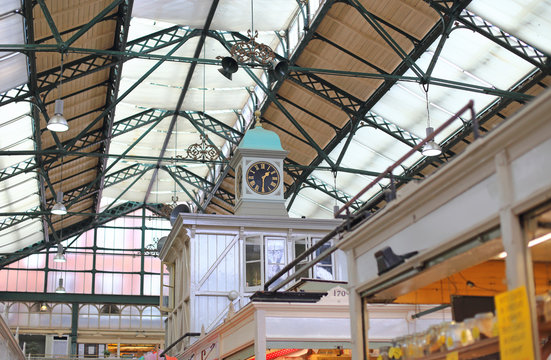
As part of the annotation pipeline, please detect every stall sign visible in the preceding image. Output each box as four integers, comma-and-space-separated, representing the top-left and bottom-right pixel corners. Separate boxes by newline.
495, 286, 535, 360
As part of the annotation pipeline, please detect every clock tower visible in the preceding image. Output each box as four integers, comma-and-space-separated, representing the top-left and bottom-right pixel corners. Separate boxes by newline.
231, 111, 288, 217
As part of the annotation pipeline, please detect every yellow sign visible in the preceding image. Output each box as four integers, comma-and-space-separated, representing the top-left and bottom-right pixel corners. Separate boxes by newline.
445, 351, 458, 360
495, 286, 535, 360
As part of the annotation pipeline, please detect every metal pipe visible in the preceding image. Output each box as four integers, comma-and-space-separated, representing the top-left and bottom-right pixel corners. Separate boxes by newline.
411, 304, 450, 319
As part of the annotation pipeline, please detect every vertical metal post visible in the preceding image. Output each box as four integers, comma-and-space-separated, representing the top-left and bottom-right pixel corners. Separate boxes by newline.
70, 303, 78, 356
44, 246, 50, 292
92, 227, 97, 294
140, 206, 146, 296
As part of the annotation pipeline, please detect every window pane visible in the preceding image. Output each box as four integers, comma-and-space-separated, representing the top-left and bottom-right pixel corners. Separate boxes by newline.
246, 262, 261, 287
246, 244, 261, 261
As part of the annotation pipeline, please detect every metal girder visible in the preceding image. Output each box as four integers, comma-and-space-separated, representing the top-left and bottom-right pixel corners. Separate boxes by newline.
65, 0, 124, 47
0, 85, 31, 108
287, 71, 362, 114
167, 165, 234, 209
102, 168, 150, 213
37, 54, 116, 99
284, 163, 414, 180
346, 0, 425, 78
0, 158, 36, 183
25, 0, 52, 246
286, 71, 427, 149
36, 0, 63, 46
0, 206, 41, 232
0, 292, 159, 305
103, 164, 153, 188
127, 25, 198, 54
0, 201, 145, 268
94, 0, 134, 214
361, 112, 422, 148
163, 167, 205, 212
0, 149, 229, 166
186, 111, 243, 145
311, 32, 389, 76
65, 39, 190, 152
428, 1, 550, 71
0, 27, 198, 109
359, 70, 547, 213
0, 109, 172, 187
283, 1, 462, 207
144, 0, 221, 204
285, 162, 362, 211
277, 95, 342, 132
36, 15, 118, 44
292, 66, 535, 102
64, 114, 166, 208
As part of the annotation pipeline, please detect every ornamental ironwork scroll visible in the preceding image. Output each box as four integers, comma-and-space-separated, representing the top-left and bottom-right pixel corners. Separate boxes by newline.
171, 134, 219, 162
228, 30, 275, 65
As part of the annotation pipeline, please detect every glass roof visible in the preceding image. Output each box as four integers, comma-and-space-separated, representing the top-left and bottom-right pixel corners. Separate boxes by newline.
0, 1, 41, 256
0, 0, 549, 259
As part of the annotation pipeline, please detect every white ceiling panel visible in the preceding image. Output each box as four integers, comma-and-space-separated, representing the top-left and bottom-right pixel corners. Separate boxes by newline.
467, 0, 551, 54
0, 53, 28, 94
0, 219, 44, 254
132, 0, 298, 31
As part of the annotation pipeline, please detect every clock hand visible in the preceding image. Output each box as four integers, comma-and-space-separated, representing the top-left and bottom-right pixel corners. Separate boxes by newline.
261, 171, 270, 192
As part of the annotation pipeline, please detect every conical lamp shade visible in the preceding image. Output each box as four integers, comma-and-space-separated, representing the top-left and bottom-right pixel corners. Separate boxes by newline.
421, 127, 442, 157
47, 100, 69, 132
51, 191, 67, 215
55, 278, 66, 293
53, 244, 66, 263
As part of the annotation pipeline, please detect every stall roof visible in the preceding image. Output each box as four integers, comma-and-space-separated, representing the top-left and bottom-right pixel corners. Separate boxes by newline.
0, 0, 550, 266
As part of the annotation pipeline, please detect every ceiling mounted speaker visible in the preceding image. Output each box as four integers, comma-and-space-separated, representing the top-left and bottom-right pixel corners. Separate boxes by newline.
170, 204, 190, 225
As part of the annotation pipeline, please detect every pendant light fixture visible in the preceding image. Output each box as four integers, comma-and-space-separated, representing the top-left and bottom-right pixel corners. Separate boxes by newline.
421, 84, 442, 157
47, 54, 69, 132
53, 243, 66, 263
51, 156, 67, 215
55, 278, 66, 293
51, 190, 67, 215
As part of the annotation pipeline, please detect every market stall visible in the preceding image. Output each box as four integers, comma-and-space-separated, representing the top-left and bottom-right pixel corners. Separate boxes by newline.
339, 89, 551, 360
177, 286, 352, 360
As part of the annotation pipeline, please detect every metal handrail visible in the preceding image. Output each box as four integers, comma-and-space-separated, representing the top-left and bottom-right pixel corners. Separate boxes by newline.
159, 332, 201, 358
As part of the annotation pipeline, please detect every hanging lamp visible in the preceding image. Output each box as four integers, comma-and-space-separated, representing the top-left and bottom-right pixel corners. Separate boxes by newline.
47, 54, 69, 132
53, 243, 66, 263
55, 278, 66, 293
51, 190, 67, 215
421, 85, 442, 157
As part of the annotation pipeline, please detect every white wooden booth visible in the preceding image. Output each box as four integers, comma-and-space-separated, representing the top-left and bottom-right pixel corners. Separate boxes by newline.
159, 213, 346, 356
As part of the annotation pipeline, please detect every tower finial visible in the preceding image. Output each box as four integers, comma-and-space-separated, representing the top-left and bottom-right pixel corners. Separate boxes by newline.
254, 110, 262, 128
